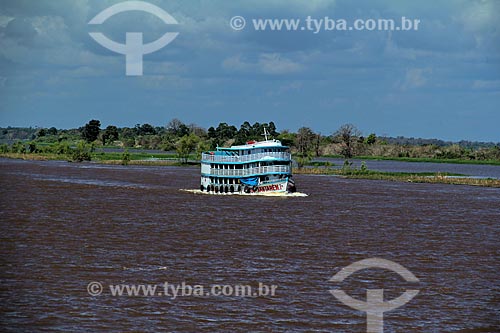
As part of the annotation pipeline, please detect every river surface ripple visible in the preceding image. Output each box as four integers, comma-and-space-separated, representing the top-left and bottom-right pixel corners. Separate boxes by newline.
1, 158, 499, 332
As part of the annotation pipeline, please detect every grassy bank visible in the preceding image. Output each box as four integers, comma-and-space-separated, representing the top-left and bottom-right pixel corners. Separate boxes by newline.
293, 167, 500, 188
322, 155, 500, 166
0, 152, 197, 166
0, 152, 64, 161
92, 151, 179, 161
99, 160, 186, 166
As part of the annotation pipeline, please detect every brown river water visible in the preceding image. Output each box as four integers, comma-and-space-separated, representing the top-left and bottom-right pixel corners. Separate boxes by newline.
1, 158, 499, 332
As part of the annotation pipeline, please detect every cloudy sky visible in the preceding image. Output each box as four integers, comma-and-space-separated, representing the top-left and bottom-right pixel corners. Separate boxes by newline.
0, 0, 499, 141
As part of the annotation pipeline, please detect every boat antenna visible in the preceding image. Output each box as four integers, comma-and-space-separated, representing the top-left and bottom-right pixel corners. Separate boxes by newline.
262, 127, 269, 141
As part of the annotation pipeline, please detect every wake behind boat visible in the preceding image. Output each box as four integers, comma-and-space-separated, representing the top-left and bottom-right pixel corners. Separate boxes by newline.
200, 129, 296, 194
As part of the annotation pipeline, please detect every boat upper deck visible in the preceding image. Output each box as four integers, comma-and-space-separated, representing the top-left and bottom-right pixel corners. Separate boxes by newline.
201, 139, 291, 164
222, 139, 288, 150
201, 151, 290, 164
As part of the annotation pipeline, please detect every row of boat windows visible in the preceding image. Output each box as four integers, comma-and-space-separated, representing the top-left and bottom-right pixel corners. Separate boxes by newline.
207, 174, 286, 184
228, 148, 289, 155
210, 161, 290, 169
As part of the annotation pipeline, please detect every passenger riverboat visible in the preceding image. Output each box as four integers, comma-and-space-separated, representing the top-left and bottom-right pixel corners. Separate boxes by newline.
200, 130, 296, 194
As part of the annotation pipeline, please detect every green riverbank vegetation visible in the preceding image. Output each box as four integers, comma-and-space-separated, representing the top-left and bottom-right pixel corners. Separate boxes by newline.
1, 119, 499, 165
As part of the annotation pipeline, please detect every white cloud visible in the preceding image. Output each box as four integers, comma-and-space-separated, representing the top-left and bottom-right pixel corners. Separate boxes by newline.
258, 53, 302, 74
458, 0, 499, 33
222, 53, 302, 75
254, 0, 334, 12
30, 16, 72, 46
221, 54, 252, 72
472, 80, 500, 90
267, 80, 302, 96
399, 68, 432, 90
138, 74, 192, 90
456, 0, 500, 50
0, 15, 14, 27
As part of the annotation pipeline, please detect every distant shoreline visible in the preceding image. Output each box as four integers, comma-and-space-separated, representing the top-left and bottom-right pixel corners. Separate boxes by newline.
2, 153, 499, 188
2, 151, 500, 166
321, 155, 500, 166
293, 167, 500, 188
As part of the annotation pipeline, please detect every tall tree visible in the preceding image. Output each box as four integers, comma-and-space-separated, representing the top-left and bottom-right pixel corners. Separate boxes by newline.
251, 122, 261, 138
240, 121, 252, 135
215, 122, 237, 142
296, 127, 316, 156
176, 133, 201, 163
166, 118, 183, 134
166, 118, 189, 137
315, 133, 322, 157
268, 121, 279, 137
294, 127, 316, 167
188, 123, 206, 137
234, 121, 252, 144
82, 120, 101, 143
365, 133, 377, 145
277, 130, 295, 147
334, 124, 361, 158
36, 128, 46, 138
47, 127, 58, 136
207, 126, 217, 139
102, 125, 119, 145
140, 123, 156, 135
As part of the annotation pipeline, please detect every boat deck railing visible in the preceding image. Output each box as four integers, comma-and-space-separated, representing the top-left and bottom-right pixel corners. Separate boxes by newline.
202, 151, 290, 163
207, 165, 291, 177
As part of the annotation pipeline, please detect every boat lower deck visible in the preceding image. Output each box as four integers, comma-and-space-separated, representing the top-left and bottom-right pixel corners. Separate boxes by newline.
200, 177, 294, 194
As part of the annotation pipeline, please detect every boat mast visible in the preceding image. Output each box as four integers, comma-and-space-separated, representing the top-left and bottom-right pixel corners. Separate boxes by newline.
263, 127, 269, 141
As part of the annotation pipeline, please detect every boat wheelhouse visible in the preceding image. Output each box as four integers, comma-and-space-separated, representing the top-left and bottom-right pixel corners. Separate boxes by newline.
200, 132, 296, 194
